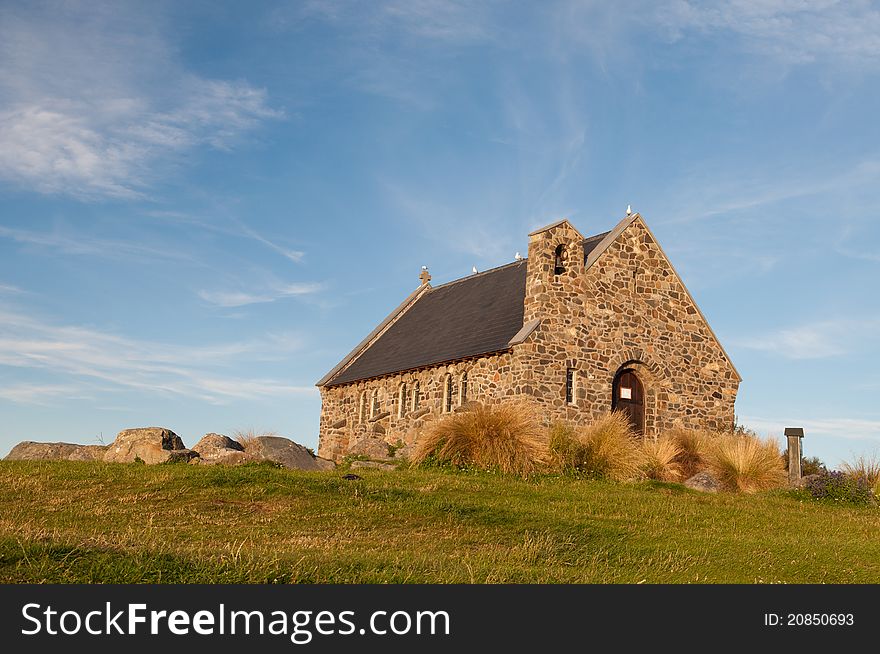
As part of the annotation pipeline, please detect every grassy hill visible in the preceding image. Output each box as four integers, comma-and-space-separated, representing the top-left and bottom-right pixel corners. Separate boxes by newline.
1, 460, 878, 583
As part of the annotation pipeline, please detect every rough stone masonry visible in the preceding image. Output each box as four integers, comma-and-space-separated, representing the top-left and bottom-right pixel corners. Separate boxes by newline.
316, 213, 741, 462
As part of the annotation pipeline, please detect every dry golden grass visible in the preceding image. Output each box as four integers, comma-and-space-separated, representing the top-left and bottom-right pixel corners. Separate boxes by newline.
411, 403, 549, 477
667, 427, 710, 479
550, 412, 643, 481
841, 455, 880, 496
640, 436, 683, 482
231, 429, 278, 451
704, 432, 786, 493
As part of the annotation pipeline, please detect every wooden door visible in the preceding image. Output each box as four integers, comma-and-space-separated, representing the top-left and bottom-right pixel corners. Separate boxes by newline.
612, 369, 644, 435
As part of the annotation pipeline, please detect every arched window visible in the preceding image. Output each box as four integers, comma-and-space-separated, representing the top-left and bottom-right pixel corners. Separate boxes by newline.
398, 382, 407, 418
358, 391, 367, 423
370, 389, 379, 419
554, 244, 567, 275
459, 371, 468, 405
444, 374, 453, 413
411, 381, 420, 412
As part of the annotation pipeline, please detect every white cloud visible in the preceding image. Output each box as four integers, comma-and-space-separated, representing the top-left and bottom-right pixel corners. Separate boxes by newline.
743, 415, 880, 443
198, 282, 324, 308
656, 0, 880, 66
0, 283, 23, 294
0, 224, 191, 263
735, 318, 880, 359
0, 2, 281, 199
0, 307, 314, 405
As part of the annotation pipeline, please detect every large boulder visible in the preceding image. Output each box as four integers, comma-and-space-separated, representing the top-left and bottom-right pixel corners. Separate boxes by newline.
5, 441, 108, 462
191, 433, 250, 465
348, 437, 393, 461
103, 427, 187, 464
247, 436, 335, 471
684, 471, 723, 493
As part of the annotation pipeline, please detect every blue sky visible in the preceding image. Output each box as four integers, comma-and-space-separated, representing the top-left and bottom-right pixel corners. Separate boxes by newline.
1, 1, 878, 467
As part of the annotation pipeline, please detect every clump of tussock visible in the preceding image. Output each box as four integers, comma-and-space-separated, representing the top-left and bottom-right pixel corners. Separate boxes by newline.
666, 427, 710, 479
411, 403, 549, 477
704, 432, 786, 493
549, 412, 643, 481
841, 455, 880, 496
640, 436, 683, 482
231, 428, 278, 452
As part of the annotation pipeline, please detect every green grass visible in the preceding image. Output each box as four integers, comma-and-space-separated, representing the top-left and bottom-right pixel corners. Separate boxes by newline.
1, 461, 879, 583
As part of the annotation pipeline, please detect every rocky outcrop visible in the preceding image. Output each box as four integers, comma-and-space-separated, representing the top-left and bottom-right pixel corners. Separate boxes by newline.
5, 442, 108, 461
683, 471, 723, 493
103, 427, 187, 464
246, 436, 336, 471
191, 433, 249, 465
348, 437, 393, 461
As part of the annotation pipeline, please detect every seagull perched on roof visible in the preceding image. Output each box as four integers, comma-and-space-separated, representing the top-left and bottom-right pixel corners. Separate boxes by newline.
514, 252, 523, 261
472, 265, 478, 274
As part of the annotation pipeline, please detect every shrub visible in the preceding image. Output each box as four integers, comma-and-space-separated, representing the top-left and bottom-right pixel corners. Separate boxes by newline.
231, 428, 277, 451
801, 456, 827, 476
411, 403, 549, 477
640, 436, 683, 482
841, 455, 880, 496
704, 433, 786, 493
667, 428, 709, 479
806, 470, 874, 505
552, 412, 643, 481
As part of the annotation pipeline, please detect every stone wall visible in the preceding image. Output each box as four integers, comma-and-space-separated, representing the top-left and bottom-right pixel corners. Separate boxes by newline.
317, 352, 529, 461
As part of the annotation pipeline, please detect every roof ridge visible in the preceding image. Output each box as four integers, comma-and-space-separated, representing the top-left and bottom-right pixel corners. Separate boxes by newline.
428, 259, 527, 292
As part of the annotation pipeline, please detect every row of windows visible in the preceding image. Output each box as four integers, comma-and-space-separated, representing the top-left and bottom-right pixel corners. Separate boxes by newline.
356, 373, 469, 423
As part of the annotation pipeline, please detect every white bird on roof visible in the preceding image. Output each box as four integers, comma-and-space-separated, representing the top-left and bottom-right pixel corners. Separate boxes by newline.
514, 252, 523, 260
472, 265, 478, 274
626, 204, 632, 216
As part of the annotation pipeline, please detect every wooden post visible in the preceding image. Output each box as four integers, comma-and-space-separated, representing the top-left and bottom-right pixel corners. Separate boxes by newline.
784, 427, 804, 484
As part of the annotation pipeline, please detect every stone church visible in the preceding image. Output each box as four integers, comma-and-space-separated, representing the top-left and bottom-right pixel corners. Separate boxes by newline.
316, 212, 741, 462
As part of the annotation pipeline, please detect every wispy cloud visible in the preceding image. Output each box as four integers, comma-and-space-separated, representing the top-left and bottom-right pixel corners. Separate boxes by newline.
656, 1, 880, 68
734, 318, 880, 360
743, 415, 880, 445
0, 307, 314, 405
0, 2, 282, 200
197, 282, 324, 308
0, 283, 24, 294
0, 224, 192, 263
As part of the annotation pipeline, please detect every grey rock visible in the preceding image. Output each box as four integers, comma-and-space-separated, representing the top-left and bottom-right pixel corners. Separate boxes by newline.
683, 471, 723, 493
348, 437, 393, 461
5, 441, 108, 462
191, 433, 247, 464
104, 427, 186, 464
247, 436, 336, 471
393, 441, 419, 461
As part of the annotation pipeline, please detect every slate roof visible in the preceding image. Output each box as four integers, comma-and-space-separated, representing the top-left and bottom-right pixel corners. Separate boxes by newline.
325, 260, 528, 386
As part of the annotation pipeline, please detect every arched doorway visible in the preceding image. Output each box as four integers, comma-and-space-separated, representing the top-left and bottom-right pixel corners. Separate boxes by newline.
612, 368, 644, 435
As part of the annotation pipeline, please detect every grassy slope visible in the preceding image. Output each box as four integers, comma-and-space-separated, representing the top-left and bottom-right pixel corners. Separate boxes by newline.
1, 461, 878, 583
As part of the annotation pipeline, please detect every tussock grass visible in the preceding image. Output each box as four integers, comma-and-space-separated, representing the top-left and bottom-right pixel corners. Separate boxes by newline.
640, 437, 683, 482
667, 428, 710, 480
842, 455, 880, 496
231, 429, 278, 451
705, 433, 786, 493
411, 403, 549, 477
550, 412, 643, 481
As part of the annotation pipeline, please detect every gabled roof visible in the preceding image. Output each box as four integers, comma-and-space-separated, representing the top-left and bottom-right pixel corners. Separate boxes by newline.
321, 260, 528, 387
319, 213, 741, 386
